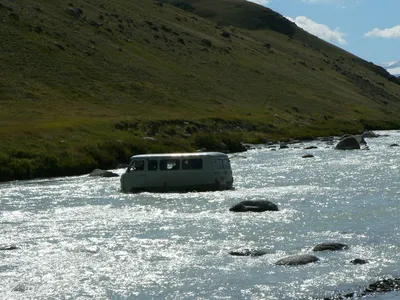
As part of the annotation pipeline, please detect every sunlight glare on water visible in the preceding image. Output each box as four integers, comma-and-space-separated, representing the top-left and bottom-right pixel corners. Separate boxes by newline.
1, 130, 400, 299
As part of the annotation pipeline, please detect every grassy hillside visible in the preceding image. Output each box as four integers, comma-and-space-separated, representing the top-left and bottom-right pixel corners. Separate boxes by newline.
1, 0, 400, 181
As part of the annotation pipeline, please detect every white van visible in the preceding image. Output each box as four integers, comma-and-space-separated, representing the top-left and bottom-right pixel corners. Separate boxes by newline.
120, 152, 233, 193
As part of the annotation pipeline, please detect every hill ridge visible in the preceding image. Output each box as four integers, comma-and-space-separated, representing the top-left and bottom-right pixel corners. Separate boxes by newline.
1, 0, 400, 181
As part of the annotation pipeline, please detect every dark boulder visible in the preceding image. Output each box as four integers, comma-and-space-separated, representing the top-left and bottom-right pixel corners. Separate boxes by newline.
229, 200, 279, 212
302, 154, 314, 158
313, 242, 348, 251
276, 254, 319, 266
229, 249, 269, 257
335, 136, 360, 150
350, 258, 368, 265
279, 143, 289, 149
390, 143, 399, 147
362, 130, 379, 138
89, 169, 119, 177
304, 146, 318, 149
362, 278, 400, 294
324, 277, 400, 299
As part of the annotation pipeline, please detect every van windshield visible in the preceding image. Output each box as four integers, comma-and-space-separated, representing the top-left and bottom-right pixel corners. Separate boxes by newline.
128, 160, 144, 172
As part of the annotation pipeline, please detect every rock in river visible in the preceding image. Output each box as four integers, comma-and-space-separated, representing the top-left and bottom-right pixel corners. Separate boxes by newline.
275, 254, 319, 266
229, 249, 270, 257
0, 244, 18, 251
335, 136, 360, 150
229, 200, 279, 212
350, 258, 368, 265
313, 242, 349, 251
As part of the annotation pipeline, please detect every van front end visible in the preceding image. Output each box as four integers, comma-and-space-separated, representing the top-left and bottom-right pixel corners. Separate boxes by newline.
120, 172, 131, 193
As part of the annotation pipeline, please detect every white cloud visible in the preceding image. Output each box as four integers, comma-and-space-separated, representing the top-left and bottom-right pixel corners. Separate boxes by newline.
381, 61, 400, 75
286, 16, 347, 45
387, 67, 400, 75
364, 25, 400, 39
247, 0, 270, 5
381, 61, 400, 68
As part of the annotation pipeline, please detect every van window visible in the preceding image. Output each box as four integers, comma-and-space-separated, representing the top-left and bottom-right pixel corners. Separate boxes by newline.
160, 159, 180, 171
182, 158, 203, 170
131, 160, 144, 171
215, 159, 223, 169
223, 159, 231, 169
148, 160, 158, 171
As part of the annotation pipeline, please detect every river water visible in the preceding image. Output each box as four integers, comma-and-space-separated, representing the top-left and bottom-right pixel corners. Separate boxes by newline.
1, 131, 400, 299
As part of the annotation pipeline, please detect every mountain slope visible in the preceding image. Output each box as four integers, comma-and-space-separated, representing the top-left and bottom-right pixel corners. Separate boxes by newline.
1, 0, 400, 180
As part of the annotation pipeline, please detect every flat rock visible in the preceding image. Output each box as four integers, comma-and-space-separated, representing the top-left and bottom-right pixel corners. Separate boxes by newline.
229, 249, 269, 257
313, 242, 349, 251
275, 254, 319, 266
0, 244, 18, 251
350, 258, 368, 265
229, 200, 279, 212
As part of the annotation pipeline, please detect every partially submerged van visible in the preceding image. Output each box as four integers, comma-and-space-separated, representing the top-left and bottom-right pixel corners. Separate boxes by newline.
120, 152, 233, 193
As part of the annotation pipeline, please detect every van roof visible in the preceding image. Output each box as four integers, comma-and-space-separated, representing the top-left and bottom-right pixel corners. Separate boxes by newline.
130, 152, 229, 159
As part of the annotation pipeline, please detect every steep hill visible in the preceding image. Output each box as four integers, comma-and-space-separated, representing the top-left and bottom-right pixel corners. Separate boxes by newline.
1, 0, 400, 180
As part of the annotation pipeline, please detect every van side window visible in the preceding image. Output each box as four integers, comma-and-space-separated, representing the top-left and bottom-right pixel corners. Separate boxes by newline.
223, 159, 231, 169
182, 159, 203, 170
160, 159, 180, 171
215, 159, 223, 169
148, 160, 158, 171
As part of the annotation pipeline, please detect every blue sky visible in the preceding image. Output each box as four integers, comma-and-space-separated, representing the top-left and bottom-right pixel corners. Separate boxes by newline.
248, 0, 400, 74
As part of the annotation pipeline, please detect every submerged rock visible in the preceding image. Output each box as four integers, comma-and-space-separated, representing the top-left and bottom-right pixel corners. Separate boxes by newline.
313, 242, 349, 251
327, 277, 400, 299
229, 200, 279, 212
275, 254, 319, 266
12, 283, 27, 292
229, 249, 269, 257
350, 258, 368, 265
362, 130, 379, 138
89, 169, 119, 177
0, 244, 18, 251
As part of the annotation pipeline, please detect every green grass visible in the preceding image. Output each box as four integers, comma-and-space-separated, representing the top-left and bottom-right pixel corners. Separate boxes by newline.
1, 0, 400, 181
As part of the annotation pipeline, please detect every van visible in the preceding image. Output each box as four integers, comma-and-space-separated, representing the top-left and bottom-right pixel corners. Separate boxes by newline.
120, 152, 233, 193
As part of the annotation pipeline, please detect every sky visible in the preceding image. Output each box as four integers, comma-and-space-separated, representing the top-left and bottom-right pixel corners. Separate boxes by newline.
248, 0, 400, 74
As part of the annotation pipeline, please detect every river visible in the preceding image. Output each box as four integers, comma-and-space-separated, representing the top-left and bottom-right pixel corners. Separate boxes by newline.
1, 130, 400, 299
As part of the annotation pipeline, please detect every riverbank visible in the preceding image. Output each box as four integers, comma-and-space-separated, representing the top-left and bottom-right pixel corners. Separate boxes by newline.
3, 0, 400, 182
2, 117, 400, 182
